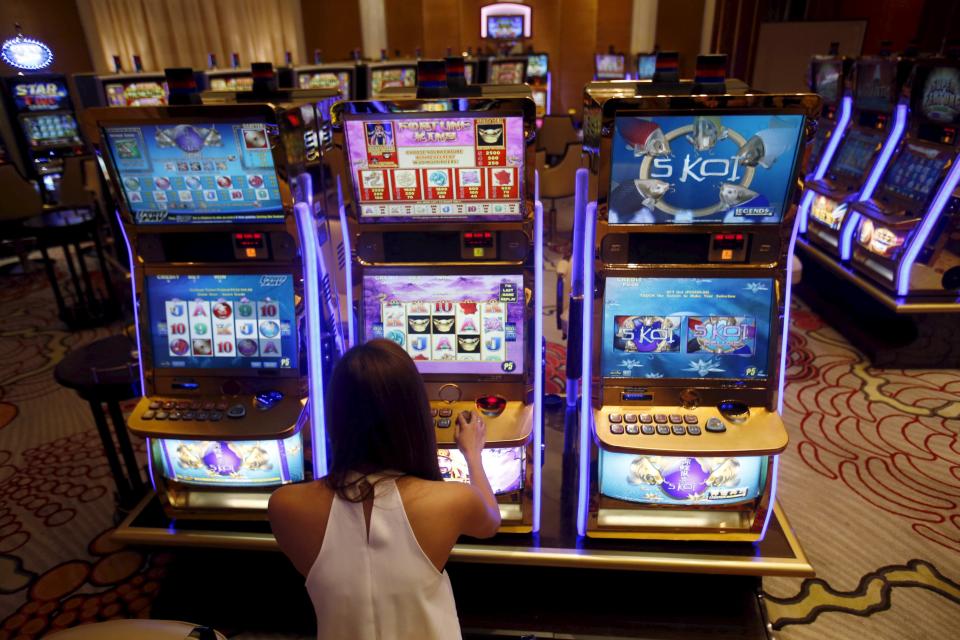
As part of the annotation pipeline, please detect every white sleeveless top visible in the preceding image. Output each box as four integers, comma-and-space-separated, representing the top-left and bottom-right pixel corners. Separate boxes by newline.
306, 475, 462, 640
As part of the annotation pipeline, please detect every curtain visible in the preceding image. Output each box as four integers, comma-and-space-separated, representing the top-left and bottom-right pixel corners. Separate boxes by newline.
76, 0, 306, 73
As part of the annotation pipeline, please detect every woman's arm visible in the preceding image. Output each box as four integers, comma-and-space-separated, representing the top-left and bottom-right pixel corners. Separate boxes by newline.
268, 483, 329, 576
455, 411, 501, 538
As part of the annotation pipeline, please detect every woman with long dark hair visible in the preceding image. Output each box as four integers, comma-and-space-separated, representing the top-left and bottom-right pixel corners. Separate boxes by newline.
269, 339, 500, 640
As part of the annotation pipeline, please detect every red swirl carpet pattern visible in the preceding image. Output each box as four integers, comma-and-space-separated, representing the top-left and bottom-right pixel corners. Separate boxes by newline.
0, 245, 958, 638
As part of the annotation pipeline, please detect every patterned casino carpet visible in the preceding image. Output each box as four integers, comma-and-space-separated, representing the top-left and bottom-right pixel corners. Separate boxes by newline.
0, 232, 958, 638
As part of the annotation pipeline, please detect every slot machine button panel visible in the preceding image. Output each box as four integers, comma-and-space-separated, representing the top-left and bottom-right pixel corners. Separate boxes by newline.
671, 425, 685, 436
610, 423, 625, 435
176, 401, 190, 410
641, 425, 655, 435
623, 414, 638, 424
625, 424, 640, 435
215, 402, 228, 411
608, 413, 623, 423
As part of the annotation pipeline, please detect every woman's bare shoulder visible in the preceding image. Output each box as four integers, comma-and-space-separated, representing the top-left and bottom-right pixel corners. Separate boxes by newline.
269, 480, 332, 521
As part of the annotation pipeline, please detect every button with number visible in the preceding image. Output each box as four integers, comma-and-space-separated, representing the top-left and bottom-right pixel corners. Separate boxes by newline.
182, 411, 196, 420
437, 418, 451, 428
672, 425, 685, 436
608, 413, 623, 424
641, 425, 655, 435
610, 423, 625, 434
625, 424, 639, 435
687, 425, 701, 436
195, 411, 208, 421
624, 414, 638, 424
142, 410, 156, 420
162, 401, 176, 410
168, 411, 181, 421
656, 424, 670, 435
189, 401, 201, 410
439, 408, 453, 418
154, 411, 168, 420
639, 414, 653, 424
149, 401, 161, 410
684, 414, 698, 424
431, 409, 438, 417
654, 414, 667, 423
209, 412, 223, 422
668, 414, 683, 424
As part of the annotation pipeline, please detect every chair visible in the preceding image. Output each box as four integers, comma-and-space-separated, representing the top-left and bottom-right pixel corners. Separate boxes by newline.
539, 142, 583, 242
0, 164, 45, 271
537, 115, 579, 162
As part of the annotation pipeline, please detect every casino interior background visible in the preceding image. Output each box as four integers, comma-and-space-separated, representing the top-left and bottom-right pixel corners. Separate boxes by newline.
0, 0, 959, 639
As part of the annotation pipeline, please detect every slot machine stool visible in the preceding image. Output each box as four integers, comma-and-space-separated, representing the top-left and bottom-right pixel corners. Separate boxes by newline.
54, 334, 146, 509
46, 620, 227, 640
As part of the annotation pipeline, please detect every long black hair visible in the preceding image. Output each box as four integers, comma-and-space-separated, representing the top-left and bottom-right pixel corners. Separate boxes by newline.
325, 339, 442, 501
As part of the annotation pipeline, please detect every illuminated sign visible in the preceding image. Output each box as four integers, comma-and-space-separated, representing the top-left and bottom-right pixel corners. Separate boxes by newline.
1, 34, 53, 71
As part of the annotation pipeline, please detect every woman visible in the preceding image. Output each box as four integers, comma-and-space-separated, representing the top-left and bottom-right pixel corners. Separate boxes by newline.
269, 339, 501, 640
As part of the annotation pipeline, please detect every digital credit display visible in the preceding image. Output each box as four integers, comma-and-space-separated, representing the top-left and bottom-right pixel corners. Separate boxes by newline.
146, 274, 297, 371
21, 113, 81, 148
880, 144, 949, 207
490, 61, 525, 84
596, 54, 626, 79
370, 67, 416, 96
10, 78, 70, 112
156, 433, 304, 487
104, 81, 168, 107
831, 129, 883, 180
103, 119, 283, 225
601, 277, 773, 381
363, 273, 525, 376
438, 447, 524, 495
609, 114, 805, 224
599, 452, 767, 506
298, 70, 351, 97
345, 115, 525, 222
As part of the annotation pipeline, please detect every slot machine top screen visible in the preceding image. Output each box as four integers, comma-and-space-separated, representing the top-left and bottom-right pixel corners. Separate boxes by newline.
102, 119, 284, 225
608, 114, 805, 224
914, 64, 960, 126
104, 80, 168, 107
9, 77, 71, 112
208, 75, 254, 91
490, 60, 525, 84
145, 273, 298, 372
601, 277, 774, 383
362, 273, 526, 377
812, 60, 843, 104
854, 61, 897, 112
298, 70, 351, 98
637, 54, 657, 81
344, 113, 525, 223
596, 54, 626, 80
526, 54, 548, 79
487, 15, 524, 39
370, 66, 416, 96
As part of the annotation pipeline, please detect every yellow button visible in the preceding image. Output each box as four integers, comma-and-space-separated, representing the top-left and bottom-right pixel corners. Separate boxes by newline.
473, 248, 484, 257
721, 249, 733, 260
245, 248, 257, 258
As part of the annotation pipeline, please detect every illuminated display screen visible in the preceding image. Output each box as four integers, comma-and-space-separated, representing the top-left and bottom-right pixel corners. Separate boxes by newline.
487, 15, 524, 40
156, 433, 304, 487
856, 218, 907, 259
298, 70, 350, 97
209, 75, 254, 91
464, 64, 474, 84
145, 274, 297, 371
10, 78, 70, 111
490, 61, 525, 84
104, 81, 168, 107
810, 194, 848, 230
831, 129, 883, 180
595, 54, 625, 79
370, 67, 416, 96
438, 447, 523, 495
880, 144, 948, 206
637, 54, 657, 80
103, 120, 283, 225
363, 273, 525, 376
526, 54, 548, 79
601, 277, 773, 381
345, 114, 524, 222
21, 113, 81, 148
919, 66, 960, 125
599, 452, 767, 506
855, 62, 896, 112
813, 61, 842, 103
609, 114, 805, 224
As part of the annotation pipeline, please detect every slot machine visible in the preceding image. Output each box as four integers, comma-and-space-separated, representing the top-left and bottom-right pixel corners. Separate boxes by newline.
487, 57, 528, 85
73, 72, 169, 109
636, 53, 657, 81
847, 56, 960, 298
525, 53, 550, 119
595, 52, 628, 81
85, 93, 338, 519
330, 83, 544, 533
292, 58, 358, 99
577, 87, 820, 540
798, 53, 914, 258
203, 54, 256, 93
365, 60, 418, 99
802, 53, 854, 178
0, 72, 86, 196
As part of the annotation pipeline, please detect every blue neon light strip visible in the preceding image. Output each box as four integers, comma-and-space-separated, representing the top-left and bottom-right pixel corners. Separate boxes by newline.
546, 71, 552, 115
294, 201, 329, 477
896, 152, 960, 296
758, 455, 779, 541
840, 212, 862, 261
576, 201, 597, 537
533, 196, 544, 533
779, 216, 800, 415
337, 177, 355, 348
813, 96, 853, 181
797, 190, 815, 234
567, 168, 589, 404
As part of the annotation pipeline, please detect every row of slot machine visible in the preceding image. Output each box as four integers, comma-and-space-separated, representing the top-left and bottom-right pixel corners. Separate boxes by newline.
79, 54, 820, 548
797, 46, 960, 301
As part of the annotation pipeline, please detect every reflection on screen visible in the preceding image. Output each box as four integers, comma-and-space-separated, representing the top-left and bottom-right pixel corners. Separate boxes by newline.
103, 119, 283, 224
157, 433, 304, 487
105, 82, 168, 107
363, 273, 525, 376
146, 274, 297, 371
344, 115, 524, 222
831, 129, 883, 180
596, 54, 626, 79
880, 145, 948, 205
599, 452, 767, 505
608, 114, 804, 224
601, 277, 773, 381
22, 113, 81, 147
438, 447, 524, 494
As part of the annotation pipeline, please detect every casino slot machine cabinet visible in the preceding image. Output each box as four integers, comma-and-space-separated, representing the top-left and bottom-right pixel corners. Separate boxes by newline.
488, 57, 528, 86
595, 52, 628, 81
73, 63, 169, 109
798, 52, 914, 258
845, 56, 960, 299
293, 63, 356, 99
203, 54, 256, 93
525, 53, 550, 119
0, 72, 86, 197
365, 61, 418, 99
802, 53, 854, 178
577, 90, 820, 540
331, 92, 544, 533
86, 101, 337, 519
